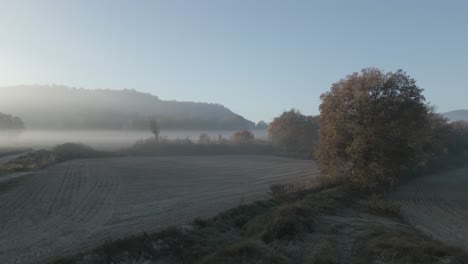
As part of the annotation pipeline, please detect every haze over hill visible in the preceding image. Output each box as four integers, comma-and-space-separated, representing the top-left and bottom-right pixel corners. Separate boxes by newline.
0, 86, 256, 131
443, 110, 468, 122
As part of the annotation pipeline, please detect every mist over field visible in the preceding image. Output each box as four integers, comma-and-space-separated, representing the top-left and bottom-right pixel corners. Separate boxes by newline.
0, 129, 268, 150
0, 86, 268, 150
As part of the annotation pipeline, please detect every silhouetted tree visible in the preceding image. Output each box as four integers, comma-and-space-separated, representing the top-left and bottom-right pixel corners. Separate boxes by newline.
268, 109, 319, 157
316, 68, 429, 190
149, 118, 160, 142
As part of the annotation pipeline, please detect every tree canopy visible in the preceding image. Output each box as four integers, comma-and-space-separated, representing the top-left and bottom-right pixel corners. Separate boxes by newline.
316, 68, 430, 189
268, 109, 319, 157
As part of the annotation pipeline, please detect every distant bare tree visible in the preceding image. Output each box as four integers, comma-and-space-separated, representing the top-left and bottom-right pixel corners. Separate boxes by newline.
149, 118, 160, 142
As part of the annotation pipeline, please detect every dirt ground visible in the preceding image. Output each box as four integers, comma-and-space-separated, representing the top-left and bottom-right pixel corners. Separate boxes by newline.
392, 166, 468, 251
0, 155, 317, 264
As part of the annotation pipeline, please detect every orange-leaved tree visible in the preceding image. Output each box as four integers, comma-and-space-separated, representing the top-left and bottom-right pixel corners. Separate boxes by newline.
316, 68, 430, 190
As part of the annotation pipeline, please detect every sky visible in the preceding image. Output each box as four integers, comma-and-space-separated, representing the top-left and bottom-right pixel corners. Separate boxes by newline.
0, 0, 467, 122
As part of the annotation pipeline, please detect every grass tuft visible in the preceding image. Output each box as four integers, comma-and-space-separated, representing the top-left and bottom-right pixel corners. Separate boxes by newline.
360, 229, 468, 264
363, 195, 401, 218
246, 201, 315, 242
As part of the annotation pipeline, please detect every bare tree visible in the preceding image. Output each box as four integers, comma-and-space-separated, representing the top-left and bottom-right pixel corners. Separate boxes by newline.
149, 118, 160, 142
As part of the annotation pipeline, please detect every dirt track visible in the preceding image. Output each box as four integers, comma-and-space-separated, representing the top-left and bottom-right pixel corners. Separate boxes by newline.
0, 155, 317, 264
393, 166, 468, 251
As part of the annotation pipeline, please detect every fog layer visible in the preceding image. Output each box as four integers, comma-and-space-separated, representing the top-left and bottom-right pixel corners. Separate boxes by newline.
0, 130, 268, 150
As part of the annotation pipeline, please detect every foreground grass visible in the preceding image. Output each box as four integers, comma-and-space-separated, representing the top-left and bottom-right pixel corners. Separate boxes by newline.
52, 180, 468, 264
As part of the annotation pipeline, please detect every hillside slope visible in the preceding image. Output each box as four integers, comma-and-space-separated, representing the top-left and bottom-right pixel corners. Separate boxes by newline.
0, 86, 255, 130
443, 110, 468, 121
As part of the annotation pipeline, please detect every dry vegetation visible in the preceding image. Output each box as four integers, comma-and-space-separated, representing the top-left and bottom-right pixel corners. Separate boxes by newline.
0, 143, 112, 174
123, 137, 275, 156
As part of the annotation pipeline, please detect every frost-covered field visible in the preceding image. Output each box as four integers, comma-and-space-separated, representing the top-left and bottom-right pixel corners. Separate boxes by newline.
393, 166, 468, 251
0, 155, 315, 263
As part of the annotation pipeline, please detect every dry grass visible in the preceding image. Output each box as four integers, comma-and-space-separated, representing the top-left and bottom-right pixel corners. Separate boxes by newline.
268, 183, 296, 200
2, 150, 58, 172
0, 143, 112, 174
362, 194, 401, 218
359, 229, 468, 264
200, 240, 288, 264
246, 201, 315, 242
309, 228, 339, 264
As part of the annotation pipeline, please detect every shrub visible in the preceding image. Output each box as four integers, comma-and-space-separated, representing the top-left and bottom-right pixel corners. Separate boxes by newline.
124, 137, 274, 156
246, 202, 314, 242
232, 130, 255, 145
53, 143, 108, 161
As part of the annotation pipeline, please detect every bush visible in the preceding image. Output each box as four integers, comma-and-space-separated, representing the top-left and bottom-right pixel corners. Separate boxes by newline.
1, 143, 111, 173
2, 150, 58, 172
123, 138, 275, 156
246, 202, 314, 242
53, 143, 109, 161
232, 130, 255, 145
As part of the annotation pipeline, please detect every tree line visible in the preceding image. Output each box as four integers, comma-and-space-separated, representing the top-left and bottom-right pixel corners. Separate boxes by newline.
0, 112, 24, 132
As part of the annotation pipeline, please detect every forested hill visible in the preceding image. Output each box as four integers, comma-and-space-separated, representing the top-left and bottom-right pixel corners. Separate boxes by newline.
0, 86, 255, 130
443, 110, 468, 122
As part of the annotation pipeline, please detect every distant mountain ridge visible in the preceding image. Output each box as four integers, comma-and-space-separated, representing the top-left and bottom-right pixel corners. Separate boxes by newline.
0, 85, 255, 130
443, 110, 468, 122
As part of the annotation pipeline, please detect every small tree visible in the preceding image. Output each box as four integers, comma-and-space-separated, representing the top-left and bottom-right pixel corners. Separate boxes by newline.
232, 130, 255, 144
149, 118, 160, 142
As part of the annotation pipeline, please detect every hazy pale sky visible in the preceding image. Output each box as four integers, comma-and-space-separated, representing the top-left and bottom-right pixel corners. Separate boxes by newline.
0, 0, 467, 122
